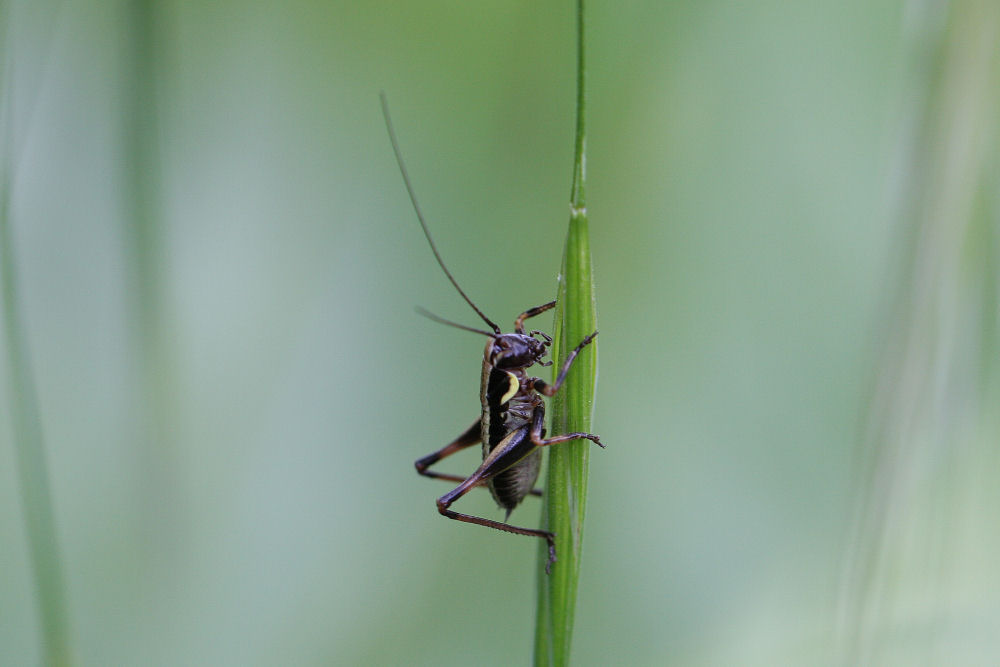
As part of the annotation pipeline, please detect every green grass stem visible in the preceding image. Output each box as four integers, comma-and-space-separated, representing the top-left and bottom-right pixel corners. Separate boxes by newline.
534, 1, 597, 664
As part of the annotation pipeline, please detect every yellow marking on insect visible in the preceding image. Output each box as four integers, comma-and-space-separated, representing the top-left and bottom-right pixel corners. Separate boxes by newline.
500, 372, 520, 404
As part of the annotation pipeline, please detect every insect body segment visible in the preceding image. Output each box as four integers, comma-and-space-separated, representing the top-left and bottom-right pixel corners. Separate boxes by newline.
382, 93, 604, 573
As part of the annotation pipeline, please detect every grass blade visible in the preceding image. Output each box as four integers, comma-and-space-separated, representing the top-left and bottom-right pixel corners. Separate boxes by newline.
534, 1, 596, 664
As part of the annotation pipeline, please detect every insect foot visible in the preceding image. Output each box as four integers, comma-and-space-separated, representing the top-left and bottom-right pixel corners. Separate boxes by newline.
545, 535, 557, 575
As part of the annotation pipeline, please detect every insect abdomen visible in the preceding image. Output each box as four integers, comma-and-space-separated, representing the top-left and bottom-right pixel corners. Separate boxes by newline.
489, 444, 541, 510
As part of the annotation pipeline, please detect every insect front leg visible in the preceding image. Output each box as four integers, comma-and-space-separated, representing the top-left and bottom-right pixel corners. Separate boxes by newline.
514, 300, 556, 333
435, 425, 558, 571
529, 330, 598, 397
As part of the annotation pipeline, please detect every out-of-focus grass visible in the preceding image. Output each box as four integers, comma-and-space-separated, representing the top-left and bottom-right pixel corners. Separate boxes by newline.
1, 9, 72, 663
837, 0, 1000, 662
121, 0, 184, 555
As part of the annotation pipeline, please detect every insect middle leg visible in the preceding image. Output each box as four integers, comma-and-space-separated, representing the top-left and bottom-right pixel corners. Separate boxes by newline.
416, 420, 541, 495
528, 404, 604, 448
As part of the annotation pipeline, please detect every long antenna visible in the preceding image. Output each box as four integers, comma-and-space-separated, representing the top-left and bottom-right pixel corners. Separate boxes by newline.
415, 307, 497, 337
380, 92, 501, 335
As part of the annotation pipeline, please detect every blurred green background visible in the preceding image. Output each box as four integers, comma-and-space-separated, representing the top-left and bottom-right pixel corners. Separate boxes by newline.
2, 0, 999, 664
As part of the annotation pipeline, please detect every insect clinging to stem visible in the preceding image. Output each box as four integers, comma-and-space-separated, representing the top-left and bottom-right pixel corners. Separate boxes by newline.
380, 93, 604, 573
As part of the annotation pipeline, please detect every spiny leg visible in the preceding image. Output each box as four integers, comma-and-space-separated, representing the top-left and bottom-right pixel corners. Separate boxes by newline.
437, 487, 556, 572
416, 419, 542, 495
436, 426, 557, 571
529, 330, 598, 397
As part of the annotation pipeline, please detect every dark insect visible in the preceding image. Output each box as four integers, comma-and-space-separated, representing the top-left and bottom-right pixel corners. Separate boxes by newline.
380, 93, 604, 572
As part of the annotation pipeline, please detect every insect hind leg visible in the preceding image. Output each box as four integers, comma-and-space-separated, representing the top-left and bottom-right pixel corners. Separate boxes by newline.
414, 419, 480, 484
434, 425, 558, 571
415, 418, 542, 496
436, 474, 557, 572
